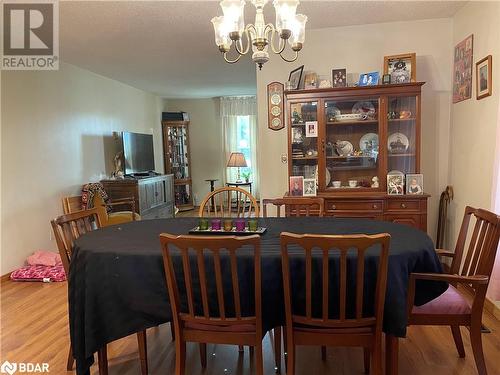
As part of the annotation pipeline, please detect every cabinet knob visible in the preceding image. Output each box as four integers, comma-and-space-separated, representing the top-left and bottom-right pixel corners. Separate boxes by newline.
373, 204, 378, 209
401, 203, 406, 209
331, 204, 336, 210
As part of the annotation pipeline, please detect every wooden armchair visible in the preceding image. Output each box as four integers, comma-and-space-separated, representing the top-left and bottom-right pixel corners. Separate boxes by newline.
62, 194, 139, 226
262, 197, 325, 217
159, 234, 265, 375
407, 206, 500, 375
280, 232, 391, 375
51, 209, 148, 375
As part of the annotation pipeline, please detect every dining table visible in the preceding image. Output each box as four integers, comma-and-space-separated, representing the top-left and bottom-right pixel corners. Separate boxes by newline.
69, 217, 447, 375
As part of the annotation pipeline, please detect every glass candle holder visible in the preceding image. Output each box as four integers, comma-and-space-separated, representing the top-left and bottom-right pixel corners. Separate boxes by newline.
234, 219, 246, 232
211, 219, 222, 231
199, 218, 209, 231
248, 219, 258, 232
223, 219, 233, 232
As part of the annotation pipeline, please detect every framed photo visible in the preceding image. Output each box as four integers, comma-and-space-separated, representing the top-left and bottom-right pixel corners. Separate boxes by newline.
358, 72, 379, 86
288, 65, 304, 90
332, 68, 347, 88
384, 53, 416, 84
406, 174, 423, 195
303, 178, 317, 196
476, 55, 492, 100
382, 74, 391, 85
453, 34, 474, 103
387, 174, 404, 195
305, 121, 318, 137
304, 71, 318, 89
292, 127, 304, 144
289, 176, 304, 196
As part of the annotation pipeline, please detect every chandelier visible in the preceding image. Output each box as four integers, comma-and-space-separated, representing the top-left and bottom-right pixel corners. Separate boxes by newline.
211, 0, 307, 69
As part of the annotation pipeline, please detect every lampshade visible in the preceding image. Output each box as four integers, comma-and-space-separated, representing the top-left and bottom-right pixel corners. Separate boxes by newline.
227, 152, 247, 167
220, 0, 245, 34
211, 16, 232, 48
288, 13, 307, 46
273, 0, 299, 33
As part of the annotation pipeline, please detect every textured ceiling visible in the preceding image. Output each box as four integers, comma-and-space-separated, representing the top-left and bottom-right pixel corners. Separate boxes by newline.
60, 1, 466, 98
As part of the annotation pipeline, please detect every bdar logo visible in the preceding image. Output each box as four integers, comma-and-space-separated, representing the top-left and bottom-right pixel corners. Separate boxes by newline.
0, 361, 17, 375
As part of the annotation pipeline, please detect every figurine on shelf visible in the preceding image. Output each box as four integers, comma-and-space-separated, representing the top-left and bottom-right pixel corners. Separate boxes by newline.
371, 176, 379, 188
113, 151, 124, 179
292, 109, 303, 124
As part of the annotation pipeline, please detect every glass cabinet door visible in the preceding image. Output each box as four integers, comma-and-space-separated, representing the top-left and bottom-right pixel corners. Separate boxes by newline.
387, 96, 417, 174
290, 101, 319, 193
324, 98, 380, 190
166, 125, 190, 180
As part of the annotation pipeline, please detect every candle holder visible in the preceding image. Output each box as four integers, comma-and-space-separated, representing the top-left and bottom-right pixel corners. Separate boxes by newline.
223, 219, 233, 232
211, 219, 222, 231
199, 218, 209, 231
248, 219, 258, 232
234, 219, 246, 232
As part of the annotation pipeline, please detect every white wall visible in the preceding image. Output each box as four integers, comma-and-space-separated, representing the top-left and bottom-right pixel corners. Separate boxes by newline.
256, 18, 454, 240
449, 1, 500, 300
1, 62, 163, 274
164, 98, 225, 206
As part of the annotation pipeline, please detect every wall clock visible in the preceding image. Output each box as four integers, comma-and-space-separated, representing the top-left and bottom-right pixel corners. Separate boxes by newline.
267, 81, 285, 131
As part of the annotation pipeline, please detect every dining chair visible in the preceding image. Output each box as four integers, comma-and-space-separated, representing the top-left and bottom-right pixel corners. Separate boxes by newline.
407, 206, 500, 375
198, 186, 259, 218
51, 209, 148, 375
159, 233, 265, 375
280, 232, 391, 375
262, 197, 325, 217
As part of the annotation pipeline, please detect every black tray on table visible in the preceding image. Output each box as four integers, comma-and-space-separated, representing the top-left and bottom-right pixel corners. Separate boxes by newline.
189, 227, 267, 236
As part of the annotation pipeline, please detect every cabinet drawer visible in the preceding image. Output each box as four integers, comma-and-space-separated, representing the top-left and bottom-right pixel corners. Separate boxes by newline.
386, 200, 420, 211
327, 200, 383, 212
385, 214, 422, 229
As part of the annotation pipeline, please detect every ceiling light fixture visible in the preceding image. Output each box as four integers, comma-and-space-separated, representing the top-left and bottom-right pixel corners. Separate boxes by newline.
211, 0, 307, 70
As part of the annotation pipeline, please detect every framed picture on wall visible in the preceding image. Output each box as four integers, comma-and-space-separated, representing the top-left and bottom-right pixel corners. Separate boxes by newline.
384, 53, 416, 83
476, 55, 492, 100
453, 34, 474, 103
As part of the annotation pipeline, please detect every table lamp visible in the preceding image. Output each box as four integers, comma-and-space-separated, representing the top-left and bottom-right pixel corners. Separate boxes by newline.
227, 152, 247, 183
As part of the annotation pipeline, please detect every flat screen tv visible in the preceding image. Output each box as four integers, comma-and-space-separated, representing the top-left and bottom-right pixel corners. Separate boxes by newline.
122, 132, 155, 175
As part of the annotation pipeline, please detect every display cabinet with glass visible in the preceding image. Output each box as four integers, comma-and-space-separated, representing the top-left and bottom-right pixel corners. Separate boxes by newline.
285, 83, 429, 231
162, 120, 194, 211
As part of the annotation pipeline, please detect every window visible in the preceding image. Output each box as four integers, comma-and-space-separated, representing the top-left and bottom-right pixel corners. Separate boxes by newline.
236, 115, 252, 177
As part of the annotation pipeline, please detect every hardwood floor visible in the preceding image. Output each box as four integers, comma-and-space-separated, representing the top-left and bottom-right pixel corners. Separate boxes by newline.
1, 278, 500, 374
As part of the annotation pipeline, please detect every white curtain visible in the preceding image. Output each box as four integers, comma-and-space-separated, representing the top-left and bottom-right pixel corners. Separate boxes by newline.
221, 96, 260, 198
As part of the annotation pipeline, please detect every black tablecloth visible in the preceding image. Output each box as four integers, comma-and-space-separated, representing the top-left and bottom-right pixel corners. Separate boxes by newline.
69, 217, 447, 375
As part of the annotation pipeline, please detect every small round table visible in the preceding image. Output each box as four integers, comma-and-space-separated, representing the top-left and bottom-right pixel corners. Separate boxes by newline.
226, 181, 252, 194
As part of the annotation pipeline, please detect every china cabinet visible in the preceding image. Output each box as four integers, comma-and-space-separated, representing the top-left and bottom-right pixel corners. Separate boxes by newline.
285, 82, 429, 231
162, 120, 194, 211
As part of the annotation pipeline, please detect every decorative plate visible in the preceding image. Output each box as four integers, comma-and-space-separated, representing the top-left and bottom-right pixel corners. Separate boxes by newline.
271, 106, 281, 116
271, 118, 281, 128
270, 93, 281, 105
335, 113, 365, 122
359, 133, 379, 152
326, 106, 341, 121
335, 140, 354, 156
326, 168, 331, 186
352, 101, 376, 117
387, 132, 409, 153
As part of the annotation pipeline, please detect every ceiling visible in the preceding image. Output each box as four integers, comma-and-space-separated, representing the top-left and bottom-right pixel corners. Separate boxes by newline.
60, 1, 466, 98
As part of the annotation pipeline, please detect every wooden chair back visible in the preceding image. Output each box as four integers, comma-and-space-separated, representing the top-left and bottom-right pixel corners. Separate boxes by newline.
159, 234, 262, 338
198, 187, 259, 218
262, 197, 325, 217
280, 232, 390, 330
450, 206, 500, 280
62, 196, 83, 214
51, 208, 102, 273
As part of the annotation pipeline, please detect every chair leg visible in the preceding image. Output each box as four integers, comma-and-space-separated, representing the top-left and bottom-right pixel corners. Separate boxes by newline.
286, 341, 295, 375
255, 343, 264, 375
274, 327, 282, 373
97, 345, 108, 375
450, 325, 465, 358
199, 343, 207, 369
470, 322, 488, 375
175, 339, 186, 375
66, 345, 75, 371
363, 347, 370, 374
321, 346, 327, 361
137, 330, 148, 375
283, 328, 288, 373
372, 337, 383, 375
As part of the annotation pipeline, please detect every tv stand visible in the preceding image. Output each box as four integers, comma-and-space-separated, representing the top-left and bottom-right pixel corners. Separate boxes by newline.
126, 171, 160, 179
101, 174, 175, 219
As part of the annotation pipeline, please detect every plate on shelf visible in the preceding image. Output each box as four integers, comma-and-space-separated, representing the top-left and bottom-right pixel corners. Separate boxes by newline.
359, 133, 379, 152
335, 140, 354, 156
352, 101, 376, 117
326, 106, 341, 121
326, 168, 331, 187
387, 132, 409, 153
335, 113, 366, 122
388, 170, 404, 176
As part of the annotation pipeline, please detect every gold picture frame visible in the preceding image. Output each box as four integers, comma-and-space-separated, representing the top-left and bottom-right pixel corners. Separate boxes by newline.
476, 55, 492, 100
383, 53, 416, 84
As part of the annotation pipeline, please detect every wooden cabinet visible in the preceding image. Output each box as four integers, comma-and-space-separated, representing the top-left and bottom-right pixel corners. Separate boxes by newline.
101, 175, 175, 220
285, 83, 429, 232
162, 120, 194, 211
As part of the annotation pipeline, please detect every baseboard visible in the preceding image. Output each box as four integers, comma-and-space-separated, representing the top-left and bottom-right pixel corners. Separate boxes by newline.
1, 273, 11, 282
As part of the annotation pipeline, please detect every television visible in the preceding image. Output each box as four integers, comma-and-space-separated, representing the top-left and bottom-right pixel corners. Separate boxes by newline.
122, 132, 155, 175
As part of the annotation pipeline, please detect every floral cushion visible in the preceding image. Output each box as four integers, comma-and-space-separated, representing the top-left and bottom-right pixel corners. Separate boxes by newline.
10, 265, 66, 282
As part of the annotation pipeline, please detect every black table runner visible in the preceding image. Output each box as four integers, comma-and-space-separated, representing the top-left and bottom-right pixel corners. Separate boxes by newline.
69, 217, 446, 375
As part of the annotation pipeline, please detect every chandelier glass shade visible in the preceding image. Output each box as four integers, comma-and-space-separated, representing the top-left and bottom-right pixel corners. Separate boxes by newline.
211, 0, 307, 69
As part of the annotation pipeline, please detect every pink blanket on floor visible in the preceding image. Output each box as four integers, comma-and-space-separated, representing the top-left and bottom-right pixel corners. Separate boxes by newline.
27, 250, 62, 267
